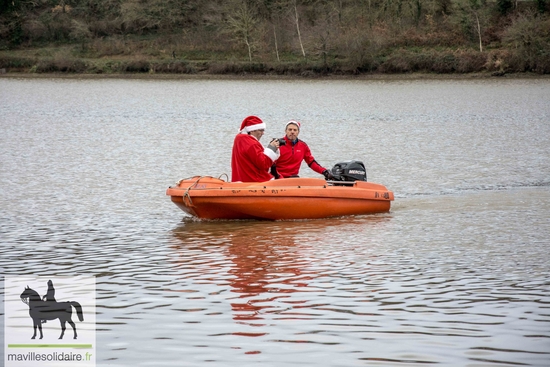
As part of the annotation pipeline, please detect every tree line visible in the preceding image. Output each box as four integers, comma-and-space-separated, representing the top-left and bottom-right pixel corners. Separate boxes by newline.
1, 0, 549, 74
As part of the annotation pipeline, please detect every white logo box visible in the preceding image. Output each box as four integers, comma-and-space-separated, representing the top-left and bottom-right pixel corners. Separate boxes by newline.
4, 276, 96, 367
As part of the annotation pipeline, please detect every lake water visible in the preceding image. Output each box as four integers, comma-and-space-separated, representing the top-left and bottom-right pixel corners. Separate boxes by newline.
1, 75, 549, 366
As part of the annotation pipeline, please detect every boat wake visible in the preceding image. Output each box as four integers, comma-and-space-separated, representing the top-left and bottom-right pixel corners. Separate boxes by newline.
396, 179, 550, 199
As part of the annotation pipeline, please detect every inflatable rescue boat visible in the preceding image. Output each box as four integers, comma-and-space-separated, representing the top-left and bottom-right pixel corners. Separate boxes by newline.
166, 161, 394, 221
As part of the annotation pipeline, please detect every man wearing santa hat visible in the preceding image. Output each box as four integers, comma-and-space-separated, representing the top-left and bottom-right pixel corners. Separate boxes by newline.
271, 120, 333, 180
231, 115, 280, 182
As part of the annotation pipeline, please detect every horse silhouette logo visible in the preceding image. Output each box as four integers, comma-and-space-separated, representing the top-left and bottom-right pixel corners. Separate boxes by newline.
19, 279, 84, 340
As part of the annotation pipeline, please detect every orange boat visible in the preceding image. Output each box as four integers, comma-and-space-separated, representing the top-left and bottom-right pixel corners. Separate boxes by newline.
166, 176, 394, 220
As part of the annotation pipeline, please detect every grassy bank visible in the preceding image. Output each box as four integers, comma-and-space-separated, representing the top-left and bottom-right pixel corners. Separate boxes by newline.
1, 40, 548, 77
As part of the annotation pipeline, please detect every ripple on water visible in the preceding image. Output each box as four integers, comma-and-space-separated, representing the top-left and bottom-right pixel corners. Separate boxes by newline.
1, 78, 549, 366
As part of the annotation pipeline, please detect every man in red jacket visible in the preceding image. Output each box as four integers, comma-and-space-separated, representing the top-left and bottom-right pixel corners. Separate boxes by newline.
231, 116, 280, 182
272, 120, 333, 180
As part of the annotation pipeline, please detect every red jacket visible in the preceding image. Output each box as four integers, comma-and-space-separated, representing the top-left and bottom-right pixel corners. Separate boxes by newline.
275, 137, 326, 178
231, 134, 279, 182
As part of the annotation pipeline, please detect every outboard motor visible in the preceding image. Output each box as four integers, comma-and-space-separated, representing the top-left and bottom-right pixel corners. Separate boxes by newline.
330, 160, 367, 182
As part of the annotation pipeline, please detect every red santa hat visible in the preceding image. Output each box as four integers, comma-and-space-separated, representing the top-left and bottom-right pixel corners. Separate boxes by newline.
285, 120, 301, 130
240, 115, 267, 134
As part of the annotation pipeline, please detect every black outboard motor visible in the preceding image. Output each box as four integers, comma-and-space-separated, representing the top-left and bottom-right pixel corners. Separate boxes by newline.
330, 160, 367, 182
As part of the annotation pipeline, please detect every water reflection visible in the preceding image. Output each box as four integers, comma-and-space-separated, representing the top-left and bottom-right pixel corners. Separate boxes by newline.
227, 231, 311, 328
172, 221, 304, 327
169, 216, 392, 329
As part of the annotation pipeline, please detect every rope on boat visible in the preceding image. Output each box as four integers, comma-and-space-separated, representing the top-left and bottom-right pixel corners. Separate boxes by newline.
183, 176, 206, 208
176, 176, 195, 185
177, 175, 228, 208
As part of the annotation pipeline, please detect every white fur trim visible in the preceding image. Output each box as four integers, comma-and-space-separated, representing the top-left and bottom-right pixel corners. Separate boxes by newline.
240, 122, 267, 134
264, 147, 280, 161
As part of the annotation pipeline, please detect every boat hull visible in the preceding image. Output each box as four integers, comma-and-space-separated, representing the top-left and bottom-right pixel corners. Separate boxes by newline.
166, 176, 394, 220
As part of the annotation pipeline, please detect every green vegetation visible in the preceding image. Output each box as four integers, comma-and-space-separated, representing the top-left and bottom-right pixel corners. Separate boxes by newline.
1, 0, 549, 75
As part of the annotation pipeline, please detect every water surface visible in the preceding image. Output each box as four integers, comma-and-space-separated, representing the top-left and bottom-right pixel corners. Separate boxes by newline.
1, 76, 549, 366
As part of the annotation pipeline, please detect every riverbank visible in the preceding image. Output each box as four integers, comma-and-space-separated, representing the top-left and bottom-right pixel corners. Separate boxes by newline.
1, 41, 549, 79
2, 69, 548, 81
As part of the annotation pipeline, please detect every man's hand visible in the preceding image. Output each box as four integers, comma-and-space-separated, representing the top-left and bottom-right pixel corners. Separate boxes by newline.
323, 169, 334, 180
266, 138, 280, 153
269, 138, 280, 149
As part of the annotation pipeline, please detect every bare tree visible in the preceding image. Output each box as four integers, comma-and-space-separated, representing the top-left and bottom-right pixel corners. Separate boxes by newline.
261, 0, 285, 61
227, 2, 258, 61
475, 10, 482, 51
292, 0, 306, 58
452, 0, 490, 52
273, 23, 281, 61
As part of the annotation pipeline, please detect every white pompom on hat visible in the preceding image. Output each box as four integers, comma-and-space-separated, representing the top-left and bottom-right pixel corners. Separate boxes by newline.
285, 120, 301, 130
240, 115, 267, 134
